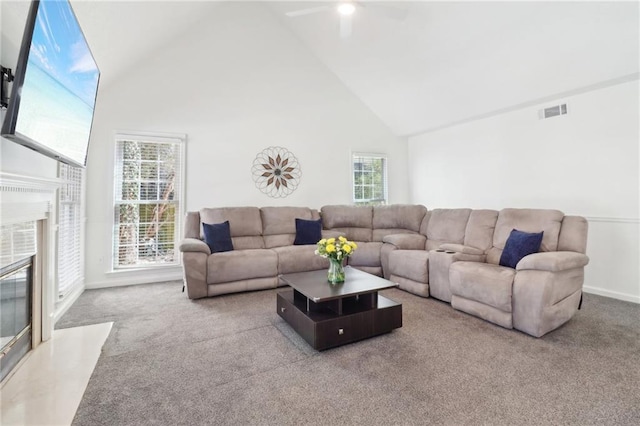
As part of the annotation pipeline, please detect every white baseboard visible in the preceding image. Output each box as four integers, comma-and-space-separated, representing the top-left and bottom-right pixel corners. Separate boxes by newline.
583, 285, 640, 304
85, 271, 183, 289
53, 284, 85, 324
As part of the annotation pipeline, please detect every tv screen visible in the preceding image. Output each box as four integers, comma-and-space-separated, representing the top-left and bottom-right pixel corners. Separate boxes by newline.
1, 0, 100, 168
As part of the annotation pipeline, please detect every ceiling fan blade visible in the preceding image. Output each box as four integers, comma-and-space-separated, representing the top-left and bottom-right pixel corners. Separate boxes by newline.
285, 5, 332, 17
340, 15, 352, 38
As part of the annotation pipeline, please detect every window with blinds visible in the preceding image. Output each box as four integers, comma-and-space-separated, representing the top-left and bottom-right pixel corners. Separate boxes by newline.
57, 163, 84, 299
352, 153, 388, 205
0, 222, 37, 269
113, 134, 184, 269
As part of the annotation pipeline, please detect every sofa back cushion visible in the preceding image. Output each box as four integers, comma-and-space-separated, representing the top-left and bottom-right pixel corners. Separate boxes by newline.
321, 205, 373, 242
372, 204, 427, 241
200, 207, 265, 249
464, 209, 499, 251
486, 208, 564, 264
424, 209, 472, 251
260, 206, 320, 248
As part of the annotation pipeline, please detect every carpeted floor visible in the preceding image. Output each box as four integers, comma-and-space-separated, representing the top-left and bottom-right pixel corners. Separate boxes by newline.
57, 282, 640, 425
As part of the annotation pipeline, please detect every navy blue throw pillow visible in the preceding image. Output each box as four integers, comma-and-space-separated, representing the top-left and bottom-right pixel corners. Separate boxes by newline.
293, 218, 322, 245
499, 229, 544, 269
203, 221, 234, 253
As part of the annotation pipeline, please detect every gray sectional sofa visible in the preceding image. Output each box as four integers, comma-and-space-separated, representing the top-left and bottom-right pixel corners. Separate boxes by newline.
179, 204, 589, 337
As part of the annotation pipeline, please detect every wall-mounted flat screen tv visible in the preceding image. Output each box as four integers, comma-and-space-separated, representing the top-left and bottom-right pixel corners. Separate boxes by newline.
1, 0, 100, 168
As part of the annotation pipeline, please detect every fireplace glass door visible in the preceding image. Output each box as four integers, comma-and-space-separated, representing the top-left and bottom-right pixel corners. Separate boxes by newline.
0, 256, 33, 382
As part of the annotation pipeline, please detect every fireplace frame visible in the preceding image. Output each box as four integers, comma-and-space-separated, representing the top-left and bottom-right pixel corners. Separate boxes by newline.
1, 171, 64, 350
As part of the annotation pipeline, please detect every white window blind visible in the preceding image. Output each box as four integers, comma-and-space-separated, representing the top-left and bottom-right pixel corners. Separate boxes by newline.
113, 134, 184, 269
57, 163, 84, 299
352, 153, 388, 205
0, 222, 37, 269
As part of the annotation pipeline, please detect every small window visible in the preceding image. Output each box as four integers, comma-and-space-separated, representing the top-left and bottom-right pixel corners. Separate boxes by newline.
352, 153, 387, 205
113, 133, 185, 269
57, 163, 84, 298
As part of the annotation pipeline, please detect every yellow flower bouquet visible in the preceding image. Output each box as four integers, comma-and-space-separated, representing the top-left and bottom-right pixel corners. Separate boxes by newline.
315, 236, 358, 284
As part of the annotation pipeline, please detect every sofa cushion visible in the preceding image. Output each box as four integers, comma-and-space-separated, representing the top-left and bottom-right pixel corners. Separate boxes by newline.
382, 234, 427, 250
388, 250, 429, 283
202, 221, 234, 253
499, 229, 543, 268
492, 209, 563, 252
272, 245, 329, 274
207, 249, 278, 284
200, 207, 263, 238
425, 209, 472, 250
373, 228, 418, 242
347, 242, 383, 267
321, 205, 372, 228
450, 262, 516, 312
373, 204, 427, 232
231, 236, 266, 250
463, 209, 499, 251
321, 205, 373, 242
294, 218, 322, 245
261, 207, 315, 235
324, 227, 373, 242
261, 207, 319, 248
371, 204, 426, 242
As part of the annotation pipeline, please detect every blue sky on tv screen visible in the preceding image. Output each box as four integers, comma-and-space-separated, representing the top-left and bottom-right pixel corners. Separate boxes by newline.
29, 0, 99, 108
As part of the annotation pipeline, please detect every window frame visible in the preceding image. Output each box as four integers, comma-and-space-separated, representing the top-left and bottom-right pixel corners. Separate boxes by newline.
111, 131, 186, 271
351, 152, 388, 205
56, 163, 84, 299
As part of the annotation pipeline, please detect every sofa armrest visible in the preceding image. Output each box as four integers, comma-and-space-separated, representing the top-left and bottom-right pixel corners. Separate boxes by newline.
179, 238, 211, 255
438, 243, 484, 256
382, 234, 426, 250
516, 251, 590, 272
427, 250, 486, 302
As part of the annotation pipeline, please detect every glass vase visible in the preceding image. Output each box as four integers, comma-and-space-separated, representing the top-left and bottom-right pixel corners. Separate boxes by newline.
327, 257, 345, 284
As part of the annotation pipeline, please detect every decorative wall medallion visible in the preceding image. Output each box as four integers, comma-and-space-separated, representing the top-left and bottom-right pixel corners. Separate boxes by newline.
251, 146, 301, 198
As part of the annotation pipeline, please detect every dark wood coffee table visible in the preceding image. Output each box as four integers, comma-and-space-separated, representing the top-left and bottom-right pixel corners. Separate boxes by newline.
277, 266, 402, 351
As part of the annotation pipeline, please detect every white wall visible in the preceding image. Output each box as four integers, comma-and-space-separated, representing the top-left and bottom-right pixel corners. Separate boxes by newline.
408, 79, 640, 303
84, 2, 408, 288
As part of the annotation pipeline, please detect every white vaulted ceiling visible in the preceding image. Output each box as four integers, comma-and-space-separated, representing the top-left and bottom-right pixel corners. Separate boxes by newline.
3, 1, 639, 137
268, 1, 639, 136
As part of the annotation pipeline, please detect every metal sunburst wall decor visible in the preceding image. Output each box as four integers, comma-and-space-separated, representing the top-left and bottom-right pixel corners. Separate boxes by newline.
251, 146, 301, 198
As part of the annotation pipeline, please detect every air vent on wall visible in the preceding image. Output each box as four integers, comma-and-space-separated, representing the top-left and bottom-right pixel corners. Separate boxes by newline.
539, 103, 568, 120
